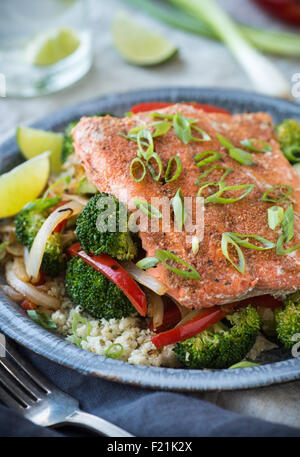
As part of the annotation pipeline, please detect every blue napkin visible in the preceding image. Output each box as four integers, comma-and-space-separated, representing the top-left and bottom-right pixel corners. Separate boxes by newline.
0, 342, 299, 437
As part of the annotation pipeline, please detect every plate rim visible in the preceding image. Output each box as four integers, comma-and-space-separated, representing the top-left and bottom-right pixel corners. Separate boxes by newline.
1, 86, 300, 392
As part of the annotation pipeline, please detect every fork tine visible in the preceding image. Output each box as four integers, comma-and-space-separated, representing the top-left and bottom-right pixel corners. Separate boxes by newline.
0, 384, 23, 410
0, 367, 35, 407
0, 358, 43, 400
0, 340, 53, 393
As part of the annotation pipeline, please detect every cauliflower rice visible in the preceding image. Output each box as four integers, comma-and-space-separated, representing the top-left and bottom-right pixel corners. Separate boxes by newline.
49, 277, 180, 368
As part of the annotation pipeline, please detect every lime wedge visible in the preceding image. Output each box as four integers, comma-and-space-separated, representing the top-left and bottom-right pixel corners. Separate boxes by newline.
112, 11, 177, 66
24, 27, 80, 66
0, 152, 50, 218
16, 126, 63, 173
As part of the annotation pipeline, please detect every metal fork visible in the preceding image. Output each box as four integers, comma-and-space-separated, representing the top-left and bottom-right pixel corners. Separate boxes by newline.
0, 339, 133, 437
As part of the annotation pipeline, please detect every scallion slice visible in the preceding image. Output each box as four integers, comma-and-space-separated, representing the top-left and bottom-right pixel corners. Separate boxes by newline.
268, 206, 284, 230
105, 343, 124, 359
192, 236, 200, 254
194, 150, 222, 168
190, 124, 211, 142
165, 156, 182, 182
205, 183, 254, 204
228, 233, 275, 250
276, 235, 300, 255
240, 138, 272, 153
72, 312, 91, 347
136, 257, 159, 270
155, 249, 201, 280
173, 112, 192, 144
281, 204, 294, 243
229, 147, 255, 166
217, 133, 234, 150
151, 121, 172, 137
133, 198, 162, 218
146, 152, 163, 181
137, 129, 154, 161
221, 233, 245, 274
172, 188, 186, 230
261, 184, 292, 203
130, 157, 146, 182
27, 310, 57, 329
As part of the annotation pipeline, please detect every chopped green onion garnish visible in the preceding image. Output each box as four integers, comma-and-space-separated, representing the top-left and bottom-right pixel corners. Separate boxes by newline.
27, 310, 57, 329
125, 111, 133, 117
130, 157, 146, 182
261, 184, 292, 203
281, 204, 294, 243
172, 188, 186, 230
197, 181, 219, 198
229, 147, 255, 166
276, 205, 300, 255
196, 165, 233, 186
268, 206, 284, 230
23, 196, 61, 212
133, 198, 162, 218
136, 257, 159, 270
217, 133, 234, 150
146, 152, 163, 181
194, 150, 222, 168
221, 233, 245, 274
72, 312, 91, 347
150, 112, 174, 120
240, 138, 272, 153
165, 156, 182, 183
217, 133, 255, 165
192, 236, 200, 254
137, 129, 154, 161
173, 112, 192, 144
228, 233, 275, 251
204, 183, 254, 204
228, 361, 260, 369
151, 121, 172, 137
155, 249, 201, 280
43, 175, 71, 199
190, 124, 211, 142
105, 343, 124, 359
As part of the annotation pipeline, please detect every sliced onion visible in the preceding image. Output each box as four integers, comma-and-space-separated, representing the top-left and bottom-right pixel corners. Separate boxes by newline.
13, 257, 29, 282
1, 285, 24, 302
6, 243, 24, 257
6, 262, 60, 310
26, 200, 83, 281
61, 192, 89, 206
175, 309, 203, 328
121, 261, 168, 296
147, 289, 164, 329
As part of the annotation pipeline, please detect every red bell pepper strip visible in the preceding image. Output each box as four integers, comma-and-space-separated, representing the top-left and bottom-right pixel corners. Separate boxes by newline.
149, 303, 181, 333
20, 299, 36, 311
151, 306, 226, 348
67, 243, 147, 317
130, 101, 230, 115
252, 0, 300, 25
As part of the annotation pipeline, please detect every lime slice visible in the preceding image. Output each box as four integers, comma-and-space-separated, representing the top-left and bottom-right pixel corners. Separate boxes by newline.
16, 126, 63, 173
0, 152, 50, 218
24, 27, 80, 66
112, 11, 177, 66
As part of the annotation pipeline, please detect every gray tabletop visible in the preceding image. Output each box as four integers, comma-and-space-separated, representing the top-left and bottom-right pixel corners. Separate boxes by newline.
0, 0, 299, 429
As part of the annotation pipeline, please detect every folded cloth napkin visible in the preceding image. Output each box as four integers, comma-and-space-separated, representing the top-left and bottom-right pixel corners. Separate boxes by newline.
0, 343, 299, 437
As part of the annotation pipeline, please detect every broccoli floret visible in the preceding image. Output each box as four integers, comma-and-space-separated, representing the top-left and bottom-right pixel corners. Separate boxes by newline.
62, 114, 115, 163
276, 119, 300, 163
65, 257, 135, 319
174, 306, 261, 369
275, 291, 300, 349
256, 306, 277, 341
62, 120, 78, 163
15, 203, 65, 277
75, 193, 137, 260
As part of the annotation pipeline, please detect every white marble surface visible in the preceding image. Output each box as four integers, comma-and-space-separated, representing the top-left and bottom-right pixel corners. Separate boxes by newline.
0, 0, 300, 430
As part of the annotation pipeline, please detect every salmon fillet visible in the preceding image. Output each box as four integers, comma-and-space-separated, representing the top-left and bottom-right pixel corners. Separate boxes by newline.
72, 103, 300, 309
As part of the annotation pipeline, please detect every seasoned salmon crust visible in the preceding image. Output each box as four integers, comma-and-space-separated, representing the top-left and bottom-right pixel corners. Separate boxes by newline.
72, 103, 300, 309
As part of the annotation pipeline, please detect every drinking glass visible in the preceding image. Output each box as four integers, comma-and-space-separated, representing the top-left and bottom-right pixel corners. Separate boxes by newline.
0, 0, 92, 97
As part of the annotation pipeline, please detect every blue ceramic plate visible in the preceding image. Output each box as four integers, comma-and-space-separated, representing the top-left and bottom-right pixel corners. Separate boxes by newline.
1, 87, 300, 391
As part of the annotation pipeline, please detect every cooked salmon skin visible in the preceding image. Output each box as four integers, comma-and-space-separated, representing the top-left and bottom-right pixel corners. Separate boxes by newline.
72, 104, 300, 309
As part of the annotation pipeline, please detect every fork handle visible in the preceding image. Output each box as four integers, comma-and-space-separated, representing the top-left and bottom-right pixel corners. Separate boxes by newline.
64, 410, 134, 437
